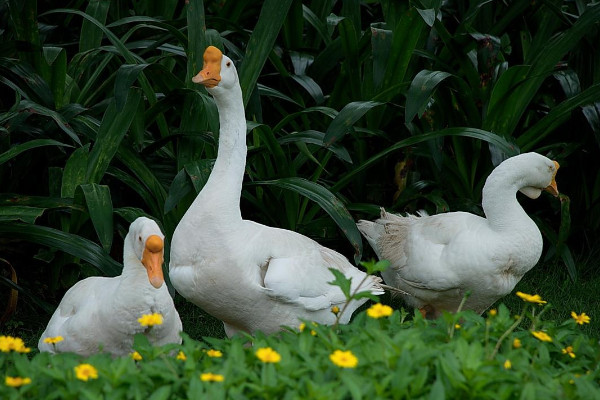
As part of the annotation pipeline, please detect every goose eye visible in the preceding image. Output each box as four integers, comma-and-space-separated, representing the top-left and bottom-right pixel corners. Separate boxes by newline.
138, 236, 142, 242
226, 61, 231, 67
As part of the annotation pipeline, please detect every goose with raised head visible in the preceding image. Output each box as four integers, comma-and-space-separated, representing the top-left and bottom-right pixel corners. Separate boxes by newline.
357, 152, 559, 318
38, 217, 182, 356
169, 46, 383, 337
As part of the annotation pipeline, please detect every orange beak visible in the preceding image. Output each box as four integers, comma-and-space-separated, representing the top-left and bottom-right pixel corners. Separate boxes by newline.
192, 46, 222, 88
544, 160, 559, 197
141, 235, 164, 289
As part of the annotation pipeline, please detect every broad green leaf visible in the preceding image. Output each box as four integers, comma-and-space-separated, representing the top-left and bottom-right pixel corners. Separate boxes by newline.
239, 0, 294, 106
18, 100, 82, 145
278, 130, 352, 163
62, 145, 90, 198
185, 160, 214, 193
80, 0, 110, 52
86, 89, 141, 184
78, 184, 114, 252
186, 0, 206, 88
324, 101, 383, 145
0, 139, 72, 167
114, 64, 149, 110
0, 206, 45, 223
254, 177, 363, 262
43, 47, 67, 108
0, 223, 121, 276
0, 194, 79, 210
257, 83, 301, 107
302, 4, 332, 45
405, 70, 452, 123
165, 169, 193, 214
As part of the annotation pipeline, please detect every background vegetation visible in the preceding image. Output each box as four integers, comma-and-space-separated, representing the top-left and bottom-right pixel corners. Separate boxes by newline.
0, 0, 599, 346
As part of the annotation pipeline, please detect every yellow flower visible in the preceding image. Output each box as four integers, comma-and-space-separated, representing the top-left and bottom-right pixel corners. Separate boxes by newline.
488, 309, 497, 316
571, 311, 590, 325
137, 313, 163, 327
43, 336, 64, 344
562, 346, 576, 358
176, 351, 186, 361
329, 350, 358, 368
366, 303, 393, 319
516, 291, 547, 304
503, 360, 512, 369
299, 322, 316, 336
5, 376, 32, 387
255, 347, 281, 363
531, 331, 552, 342
200, 372, 224, 382
130, 351, 142, 361
206, 349, 223, 358
331, 306, 340, 315
454, 324, 461, 329
74, 363, 98, 381
513, 338, 522, 349
0, 336, 31, 353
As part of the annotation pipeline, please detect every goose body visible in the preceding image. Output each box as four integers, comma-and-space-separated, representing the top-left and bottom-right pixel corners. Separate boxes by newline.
357, 153, 559, 317
169, 46, 383, 337
39, 217, 182, 356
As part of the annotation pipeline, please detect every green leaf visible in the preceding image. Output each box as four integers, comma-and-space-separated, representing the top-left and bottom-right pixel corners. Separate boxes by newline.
19, 100, 82, 145
165, 169, 193, 214
185, 160, 215, 193
324, 101, 383, 145
114, 64, 149, 110
186, 0, 206, 88
278, 130, 352, 163
405, 70, 452, 123
327, 268, 352, 298
253, 177, 363, 262
86, 89, 141, 184
78, 184, 114, 252
239, 0, 294, 106
0, 206, 45, 223
0, 139, 72, 167
0, 223, 121, 276
62, 145, 90, 198
79, 0, 110, 52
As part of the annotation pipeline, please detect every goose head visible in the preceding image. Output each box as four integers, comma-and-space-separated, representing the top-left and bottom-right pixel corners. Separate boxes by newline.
192, 46, 239, 93
126, 217, 165, 289
495, 152, 559, 199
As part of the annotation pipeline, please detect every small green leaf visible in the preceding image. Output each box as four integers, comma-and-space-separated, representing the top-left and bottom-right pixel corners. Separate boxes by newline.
0, 206, 45, 223
324, 101, 382, 145
78, 184, 114, 252
405, 70, 452, 123
0, 139, 72, 167
328, 268, 352, 298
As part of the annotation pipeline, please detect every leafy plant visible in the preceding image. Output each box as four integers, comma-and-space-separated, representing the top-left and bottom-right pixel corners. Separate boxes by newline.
1, 292, 599, 399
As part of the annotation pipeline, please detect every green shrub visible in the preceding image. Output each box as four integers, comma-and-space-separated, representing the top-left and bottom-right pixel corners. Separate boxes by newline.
2, 293, 598, 399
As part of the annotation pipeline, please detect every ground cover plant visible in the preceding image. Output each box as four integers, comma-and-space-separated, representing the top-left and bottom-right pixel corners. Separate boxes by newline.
1, 0, 600, 396
1, 291, 599, 399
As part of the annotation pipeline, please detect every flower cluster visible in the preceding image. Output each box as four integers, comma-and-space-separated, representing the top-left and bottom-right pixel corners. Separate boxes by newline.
366, 303, 393, 319
74, 363, 98, 381
5, 376, 32, 387
0, 335, 31, 353
329, 350, 358, 368
255, 347, 281, 363
43, 336, 64, 345
200, 372, 224, 382
516, 291, 547, 304
571, 311, 590, 325
138, 313, 164, 327
206, 349, 223, 358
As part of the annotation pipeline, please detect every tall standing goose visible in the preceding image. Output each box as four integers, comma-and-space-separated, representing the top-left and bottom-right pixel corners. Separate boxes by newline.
38, 217, 182, 356
357, 152, 559, 318
169, 46, 383, 337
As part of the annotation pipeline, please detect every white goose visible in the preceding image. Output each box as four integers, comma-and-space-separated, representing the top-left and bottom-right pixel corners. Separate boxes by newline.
169, 46, 383, 337
358, 152, 559, 318
38, 217, 182, 356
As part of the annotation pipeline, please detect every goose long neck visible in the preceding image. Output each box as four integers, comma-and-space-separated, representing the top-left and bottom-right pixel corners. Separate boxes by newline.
481, 171, 531, 232
201, 85, 246, 220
